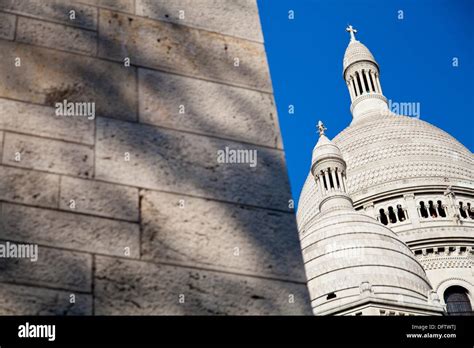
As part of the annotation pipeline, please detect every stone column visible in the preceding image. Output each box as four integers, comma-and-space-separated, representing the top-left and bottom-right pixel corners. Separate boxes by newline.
336, 170, 344, 191
347, 79, 355, 100
364, 203, 376, 219
341, 171, 347, 192
375, 73, 383, 94
323, 170, 332, 191
320, 173, 327, 193
354, 72, 362, 96
316, 175, 324, 195
331, 170, 338, 191
364, 203, 377, 219
370, 70, 377, 93
351, 78, 358, 98
364, 70, 371, 93
444, 187, 456, 216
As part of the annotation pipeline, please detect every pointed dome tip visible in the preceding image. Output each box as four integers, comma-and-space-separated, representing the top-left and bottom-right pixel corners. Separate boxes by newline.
311, 122, 343, 166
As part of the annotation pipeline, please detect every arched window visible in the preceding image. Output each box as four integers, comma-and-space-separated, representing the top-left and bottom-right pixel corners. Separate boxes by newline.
444, 286, 472, 315
327, 168, 334, 188
352, 78, 358, 97
362, 70, 370, 92
388, 206, 397, 223
335, 169, 341, 188
379, 209, 388, 225
437, 200, 446, 217
368, 71, 376, 92
419, 201, 428, 218
428, 201, 438, 218
321, 171, 328, 190
467, 203, 474, 219
356, 72, 364, 95
459, 202, 467, 218
397, 204, 406, 221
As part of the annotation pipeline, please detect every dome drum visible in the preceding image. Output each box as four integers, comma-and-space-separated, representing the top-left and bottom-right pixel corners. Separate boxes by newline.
311, 159, 346, 177
349, 94, 389, 119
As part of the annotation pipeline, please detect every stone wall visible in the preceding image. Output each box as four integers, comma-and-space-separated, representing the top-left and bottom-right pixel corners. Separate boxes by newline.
0, 0, 311, 315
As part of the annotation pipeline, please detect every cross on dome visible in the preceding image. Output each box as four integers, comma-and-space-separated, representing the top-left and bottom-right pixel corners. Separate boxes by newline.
317, 120, 327, 137
346, 25, 357, 41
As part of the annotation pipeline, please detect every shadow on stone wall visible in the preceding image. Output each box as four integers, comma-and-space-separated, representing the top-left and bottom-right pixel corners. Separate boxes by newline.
0, 1, 310, 315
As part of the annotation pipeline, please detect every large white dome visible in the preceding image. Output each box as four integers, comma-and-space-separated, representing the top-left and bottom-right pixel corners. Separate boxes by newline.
298, 113, 474, 228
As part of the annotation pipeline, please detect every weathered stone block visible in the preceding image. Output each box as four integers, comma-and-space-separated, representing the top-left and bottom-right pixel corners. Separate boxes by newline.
0, 40, 137, 121
135, 0, 263, 42
0, 0, 97, 30
0, 242, 92, 292
0, 203, 140, 257
2, 133, 94, 178
16, 16, 97, 55
0, 12, 16, 40
76, 0, 134, 13
0, 165, 59, 207
0, 283, 92, 315
60, 176, 139, 221
96, 117, 292, 210
98, 9, 271, 91
139, 69, 281, 148
141, 190, 305, 281
0, 98, 94, 145
94, 256, 312, 315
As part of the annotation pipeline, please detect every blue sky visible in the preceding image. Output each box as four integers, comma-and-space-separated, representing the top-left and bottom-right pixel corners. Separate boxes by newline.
257, 0, 473, 206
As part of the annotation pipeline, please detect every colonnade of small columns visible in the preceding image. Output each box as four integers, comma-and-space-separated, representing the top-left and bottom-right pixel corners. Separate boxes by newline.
314, 167, 347, 195
346, 69, 382, 101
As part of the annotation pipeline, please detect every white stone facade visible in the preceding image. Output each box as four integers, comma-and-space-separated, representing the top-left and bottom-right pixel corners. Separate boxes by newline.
297, 27, 474, 316
0, 0, 311, 315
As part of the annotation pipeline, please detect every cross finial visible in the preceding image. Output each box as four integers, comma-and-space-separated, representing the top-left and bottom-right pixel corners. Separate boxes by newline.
317, 120, 327, 137
346, 24, 357, 41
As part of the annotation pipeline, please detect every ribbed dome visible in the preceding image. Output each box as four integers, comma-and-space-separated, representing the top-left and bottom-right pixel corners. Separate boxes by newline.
301, 208, 437, 315
343, 40, 378, 74
298, 114, 474, 228
311, 134, 343, 166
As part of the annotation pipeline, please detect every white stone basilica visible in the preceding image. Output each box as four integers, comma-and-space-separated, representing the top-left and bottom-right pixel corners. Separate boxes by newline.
296, 26, 474, 316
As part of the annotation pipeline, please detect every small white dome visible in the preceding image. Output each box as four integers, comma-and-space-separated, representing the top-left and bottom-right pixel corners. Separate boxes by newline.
343, 40, 378, 74
301, 208, 437, 315
311, 134, 343, 167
